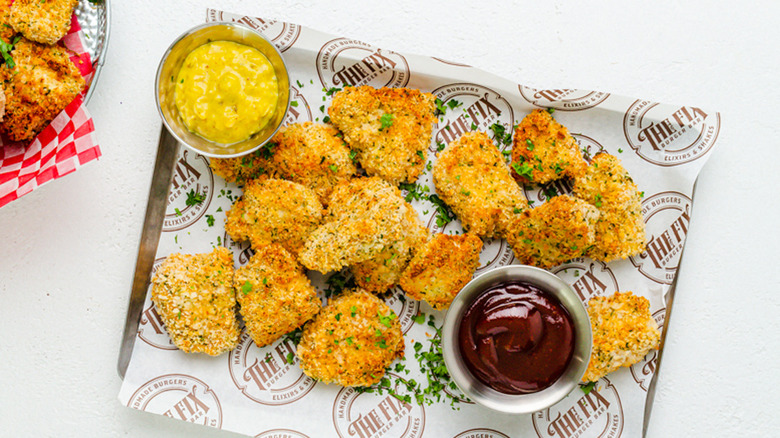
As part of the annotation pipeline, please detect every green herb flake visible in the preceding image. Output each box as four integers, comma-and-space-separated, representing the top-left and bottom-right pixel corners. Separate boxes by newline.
241, 281, 252, 295
379, 113, 395, 131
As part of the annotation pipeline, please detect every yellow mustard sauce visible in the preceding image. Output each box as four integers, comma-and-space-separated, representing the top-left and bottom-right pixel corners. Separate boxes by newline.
175, 41, 279, 144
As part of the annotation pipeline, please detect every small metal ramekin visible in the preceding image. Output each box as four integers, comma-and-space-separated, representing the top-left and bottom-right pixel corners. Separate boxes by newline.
155, 22, 290, 158
442, 265, 592, 414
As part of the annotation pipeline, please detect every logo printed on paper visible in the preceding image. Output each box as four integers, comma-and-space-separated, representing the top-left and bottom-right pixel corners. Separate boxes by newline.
518, 86, 609, 111
255, 430, 311, 438
426, 216, 514, 274
229, 331, 317, 405
128, 374, 222, 428
532, 378, 624, 438
285, 86, 313, 126
553, 259, 619, 304
317, 38, 410, 90
520, 134, 600, 205
630, 308, 666, 391
163, 150, 214, 232
453, 429, 511, 438
630, 191, 692, 284
137, 258, 177, 350
384, 288, 420, 334
431, 83, 514, 152
207, 10, 301, 52
224, 231, 254, 266
623, 100, 720, 166
332, 377, 425, 438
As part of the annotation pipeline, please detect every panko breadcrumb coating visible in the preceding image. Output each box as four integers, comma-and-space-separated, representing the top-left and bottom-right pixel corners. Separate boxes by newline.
0, 0, 15, 43
0, 38, 85, 142
209, 148, 272, 185
300, 177, 410, 273
297, 289, 404, 387
150, 247, 240, 356
225, 178, 323, 256
510, 109, 588, 185
583, 291, 661, 382
9, 0, 77, 45
399, 233, 483, 310
234, 243, 321, 347
351, 204, 429, 293
328, 86, 436, 185
572, 153, 647, 262
505, 195, 600, 269
433, 131, 528, 238
266, 122, 357, 205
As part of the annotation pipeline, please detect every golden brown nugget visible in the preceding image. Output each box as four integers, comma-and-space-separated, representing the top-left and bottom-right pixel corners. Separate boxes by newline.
328, 86, 436, 185
9, 0, 77, 45
234, 243, 321, 348
399, 233, 483, 310
351, 205, 429, 293
584, 291, 661, 382
0, 0, 15, 43
225, 178, 323, 256
209, 148, 272, 185
572, 153, 647, 262
0, 38, 84, 142
150, 247, 240, 356
297, 289, 404, 387
505, 195, 600, 269
433, 131, 528, 238
300, 177, 410, 273
510, 109, 588, 185
267, 122, 357, 205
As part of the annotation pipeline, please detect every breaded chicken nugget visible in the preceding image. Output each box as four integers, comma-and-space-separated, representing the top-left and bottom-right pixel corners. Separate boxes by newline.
0, 38, 84, 142
300, 177, 410, 273
583, 291, 661, 382
510, 109, 588, 185
234, 243, 321, 347
150, 247, 240, 356
209, 147, 272, 185
297, 289, 404, 387
0, 0, 15, 43
267, 122, 357, 205
399, 233, 483, 310
328, 86, 436, 185
351, 205, 429, 293
505, 195, 600, 269
572, 153, 647, 262
225, 178, 323, 256
433, 131, 528, 238
9, 0, 77, 45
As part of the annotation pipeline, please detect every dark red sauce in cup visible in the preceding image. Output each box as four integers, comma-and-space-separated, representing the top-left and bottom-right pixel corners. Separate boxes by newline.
458, 281, 575, 394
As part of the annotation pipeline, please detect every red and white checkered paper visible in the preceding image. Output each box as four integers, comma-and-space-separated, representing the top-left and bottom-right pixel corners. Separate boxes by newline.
0, 14, 101, 208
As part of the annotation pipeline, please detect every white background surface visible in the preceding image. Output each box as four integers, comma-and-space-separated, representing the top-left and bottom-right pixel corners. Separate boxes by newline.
1, 1, 778, 436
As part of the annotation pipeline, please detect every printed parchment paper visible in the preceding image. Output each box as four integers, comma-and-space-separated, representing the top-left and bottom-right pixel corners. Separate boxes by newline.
118, 9, 720, 438
0, 14, 101, 208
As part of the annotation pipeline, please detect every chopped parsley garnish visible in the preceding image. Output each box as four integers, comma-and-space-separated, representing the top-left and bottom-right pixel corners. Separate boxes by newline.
377, 311, 397, 328
348, 150, 358, 163
282, 327, 304, 346
434, 98, 447, 115
335, 313, 342, 321
594, 193, 603, 208
580, 381, 596, 394
290, 101, 298, 107
546, 107, 555, 114
489, 122, 512, 147
379, 113, 395, 131
241, 281, 252, 295
429, 194, 456, 228
350, 306, 357, 317
526, 139, 535, 151
296, 79, 304, 88
206, 215, 215, 227
399, 182, 429, 203
325, 86, 342, 96
324, 270, 355, 298
447, 99, 462, 110
542, 184, 559, 200
329, 164, 338, 172
436, 142, 446, 152
511, 162, 534, 181
285, 352, 295, 364
185, 189, 206, 206
259, 142, 277, 159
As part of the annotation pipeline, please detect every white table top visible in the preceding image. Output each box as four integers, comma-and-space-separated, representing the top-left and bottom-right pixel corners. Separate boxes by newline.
1, 1, 778, 436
